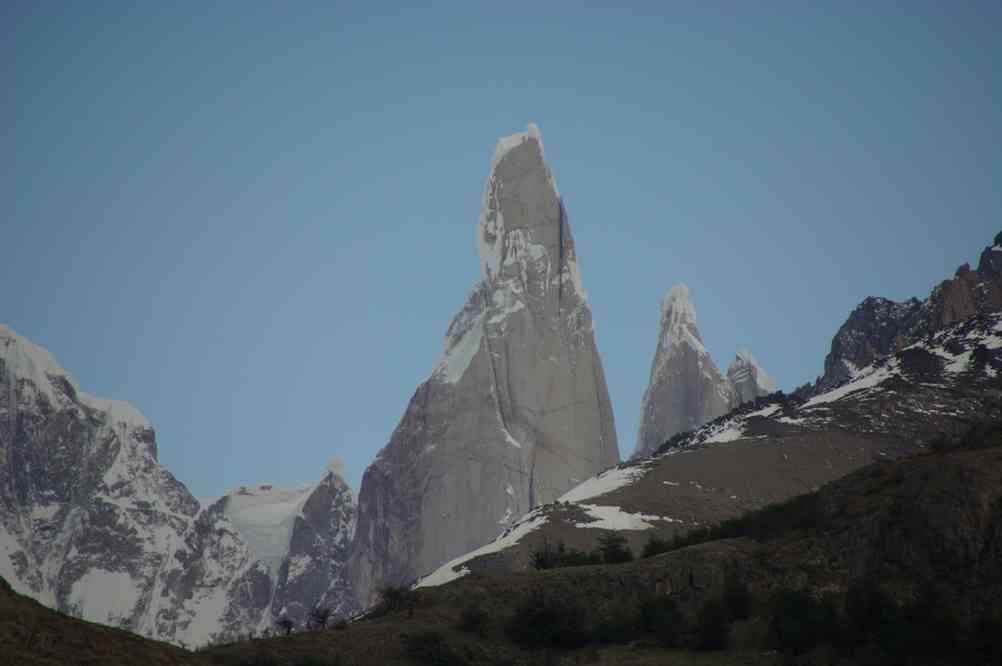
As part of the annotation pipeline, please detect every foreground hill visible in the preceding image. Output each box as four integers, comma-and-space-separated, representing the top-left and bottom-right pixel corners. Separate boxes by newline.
198, 436, 1002, 665
0, 575, 209, 666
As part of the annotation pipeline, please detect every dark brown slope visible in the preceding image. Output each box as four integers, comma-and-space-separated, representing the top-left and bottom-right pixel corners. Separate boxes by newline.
0, 576, 208, 666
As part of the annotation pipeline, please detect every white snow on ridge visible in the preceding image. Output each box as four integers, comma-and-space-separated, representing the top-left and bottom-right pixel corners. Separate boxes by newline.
804, 360, 898, 408
0, 324, 78, 407
80, 393, 151, 430
559, 464, 650, 503
415, 510, 549, 589
434, 304, 485, 385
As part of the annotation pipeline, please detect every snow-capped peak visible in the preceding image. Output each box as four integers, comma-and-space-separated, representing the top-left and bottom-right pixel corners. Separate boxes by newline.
1, 324, 151, 433
661, 284, 697, 331
489, 122, 544, 172
1, 324, 78, 405
659, 284, 704, 354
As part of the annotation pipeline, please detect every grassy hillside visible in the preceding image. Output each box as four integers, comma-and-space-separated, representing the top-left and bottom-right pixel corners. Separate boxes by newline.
0, 575, 209, 665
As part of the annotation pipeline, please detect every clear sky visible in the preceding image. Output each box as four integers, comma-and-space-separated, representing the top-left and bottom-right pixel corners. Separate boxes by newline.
3, 2, 999, 498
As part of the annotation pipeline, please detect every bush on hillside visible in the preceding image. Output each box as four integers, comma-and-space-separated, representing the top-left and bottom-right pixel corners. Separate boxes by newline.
694, 599, 730, 651
596, 532, 633, 564
506, 589, 589, 649
593, 597, 639, 644
370, 585, 417, 618
769, 588, 837, 655
641, 533, 671, 558
401, 630, 467, 666
722, 574, 751, 621
637, 595, 685, 647
530, 539, 599, 570
457, 601, 488, 637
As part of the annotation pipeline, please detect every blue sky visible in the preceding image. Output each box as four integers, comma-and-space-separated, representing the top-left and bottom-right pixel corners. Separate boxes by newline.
3, 2, 999, 497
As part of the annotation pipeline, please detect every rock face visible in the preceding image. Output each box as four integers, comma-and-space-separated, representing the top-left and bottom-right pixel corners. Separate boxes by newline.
818, 231, 1002, 391
633, 285, 774, 459
726, 349, 777, 405
348, 124, 619, 606
0, 325, 356, 646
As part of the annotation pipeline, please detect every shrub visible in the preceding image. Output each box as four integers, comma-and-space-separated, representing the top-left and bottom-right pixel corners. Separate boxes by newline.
769, 588, 836, 655
637, 595, 685, 647
694, 599, 730, 651
457, 601, 488, 637
641, 533, 671, 558
506, 589, 590, 649
275, 616, 294, 637
401, 630, 467, 666
530, 539, 599, 570
372, 585, 417, 618
596, 532, 633, 564
308, 605, 334, 630
969, 610, 1002, 663
593, 598, 638, 644
722, 575, 751, 621
291, 657, 347, 666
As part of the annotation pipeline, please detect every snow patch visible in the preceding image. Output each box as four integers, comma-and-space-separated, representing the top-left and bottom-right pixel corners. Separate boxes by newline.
222, 484, 314, 574
804, 360, 898, 407
434, 307, 484, 385
559, 464, 649, 503
575, 504, 677, 530
415, 511, 549, 589
68, 569, 141, 624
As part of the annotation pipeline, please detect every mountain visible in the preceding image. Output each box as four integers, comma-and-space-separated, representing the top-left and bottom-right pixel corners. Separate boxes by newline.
418, 304, 1002, 586
726, 348, 776, 405
347, 124, 619, 606
0, 325, 356, 646
818, 231, 1002, 391
633, 285, 774, 460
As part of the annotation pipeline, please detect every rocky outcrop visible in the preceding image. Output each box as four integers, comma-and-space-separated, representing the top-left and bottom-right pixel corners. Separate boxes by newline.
726, 348, 776, 406
633, 286, 774, 460
818, 231, 1002, 391
348, 124, 619, 606
0, 325, 356, 646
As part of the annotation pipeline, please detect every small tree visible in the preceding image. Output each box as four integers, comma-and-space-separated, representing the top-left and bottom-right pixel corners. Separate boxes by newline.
276, 615, 294, 637
377, 585, 417, 618
308, 605, 333, 630
596, 532, 633, 564
642, 533, 671, 558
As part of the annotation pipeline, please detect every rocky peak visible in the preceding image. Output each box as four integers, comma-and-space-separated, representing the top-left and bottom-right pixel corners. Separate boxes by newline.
633, 285, 734, 460
348, 124, 618, 606
633, 286, 776, 460
660, 284, 701, 350
818, 231, 1002, 391
727, 348, 777, 405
